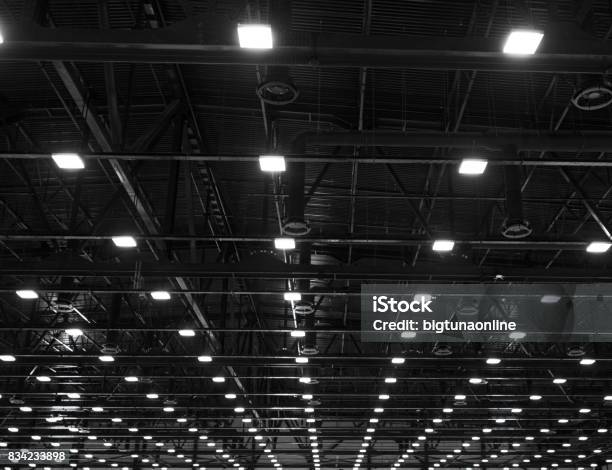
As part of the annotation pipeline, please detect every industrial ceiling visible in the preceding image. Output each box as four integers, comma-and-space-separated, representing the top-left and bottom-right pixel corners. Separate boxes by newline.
1, 0, 612, 469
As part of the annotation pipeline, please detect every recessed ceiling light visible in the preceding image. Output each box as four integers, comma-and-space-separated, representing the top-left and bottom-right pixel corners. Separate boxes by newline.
151, 291, 171, 301
0, 355, 16, 362
197, 355, 212, 362
52, 152, 84, 170
432, 239, 455, 252
284, 292, 302, 302
459, 158, 488, 175
36, 376, 51, 382
580, 358, 596, 365
274, 238, 295, 250
391, 357, 405, 364
16, 290, 38, 299
65, 328, 83, 337
238, 24, 273, 49
124, 376, 138, 382
295, 357, 309, 364
99, 355, 114, 362
112, 235, 137, 248
586, 241, 611, 253
258, 154, 285, 172
502, 30, 544, 55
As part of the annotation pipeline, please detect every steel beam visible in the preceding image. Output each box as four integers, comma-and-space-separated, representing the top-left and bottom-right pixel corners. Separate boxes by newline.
4, 22, 612, 73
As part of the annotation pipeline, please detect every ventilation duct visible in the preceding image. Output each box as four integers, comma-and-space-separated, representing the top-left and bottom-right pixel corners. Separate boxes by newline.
284, 161, 309, 235
502, 148, 531, 238
256, 0, 299, 105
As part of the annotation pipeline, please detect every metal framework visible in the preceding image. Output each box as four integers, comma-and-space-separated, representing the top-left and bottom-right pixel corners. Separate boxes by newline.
1, 1, 612, 470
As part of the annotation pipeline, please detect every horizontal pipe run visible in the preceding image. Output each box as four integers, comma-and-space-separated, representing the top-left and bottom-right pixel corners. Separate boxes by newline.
0, 234, 597, 249
4, 150, 612, 166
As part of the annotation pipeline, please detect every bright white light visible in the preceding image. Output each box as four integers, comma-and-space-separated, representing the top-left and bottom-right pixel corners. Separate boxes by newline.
31, 435, 41, 440
391, 357, 405, 364
163, 407, 174, 412
0, 355, 15, 362
16, 290, 38, 299
234, 407, 245, 413
458, 159, 488, 175
284, 292, 302, 302
92, 407, 104, 412
151, 291, 171, 300
469, 378, 483, 384
36, 376, 51, 382
198, 355, 213, 362
124, 376, 138, 382
580, 358, 596, 365
511, 408, 522, 413
373, 407, 384, 413
146, 393, 159, 399
454, 394, 466, 400
212, 376, 225, 383
179, 329, 195, 337
529, 394, 542, 401
65, 328, 83, 337
502, 30, 544, 55
112, 236, 137, 248
579, 408, 591, 414
302, 394, 313, 400
299, 377, 311, 383
19, 406, 32, 412
111, 417, 122, 422
225, 393, 237, 399
99, 355, 114, 362
290, 329, 306, 337
586, 242, 611, 253
378, 394, 389, 400
553, 378, 567, 384
259, 155, 285, 172
52, 152, 84, 170
443, 408, 453, 413
295, 357, 309, 364
238, 24, 273, 49
384, 377, 397, 383
274, 238, 295, 250
486, 358, 501, 365
305, 407, 315, 413
67, 393, 80, 399
129, 428, 138, 432
432, 239, 455, 252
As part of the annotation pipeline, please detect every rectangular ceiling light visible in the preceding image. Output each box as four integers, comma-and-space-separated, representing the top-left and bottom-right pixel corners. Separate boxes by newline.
238, 24, 273, 49
52, 152, 84, 170
274, 238, 296, 250
586, 242, 611, 253
16, 290, 38, 299
151, 291, 171, 300
432, 240, 455, 252
259, 155, 286, 172
284, 292, 302, 302
458, 158, 488, 175
112, 236, 137, 248
503, 30, 543, 55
